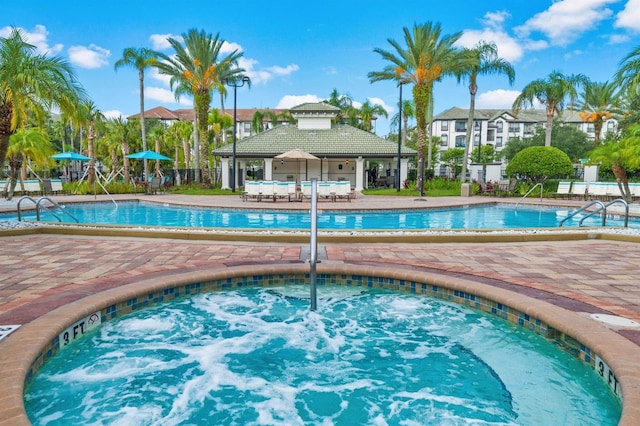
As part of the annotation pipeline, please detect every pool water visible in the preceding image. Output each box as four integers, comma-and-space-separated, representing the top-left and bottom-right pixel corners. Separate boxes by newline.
4, 201, 635, 230
24, 287, 620, 425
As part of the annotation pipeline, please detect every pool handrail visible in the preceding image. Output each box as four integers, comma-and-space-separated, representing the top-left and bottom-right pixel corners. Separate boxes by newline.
515, 183, 543, 210
559, 200, 606, 227
17, 195, 80, 223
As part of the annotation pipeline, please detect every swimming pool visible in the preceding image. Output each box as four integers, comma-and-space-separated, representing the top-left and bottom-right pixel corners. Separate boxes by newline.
23, 286, 621, 425
3, 201, 635, 230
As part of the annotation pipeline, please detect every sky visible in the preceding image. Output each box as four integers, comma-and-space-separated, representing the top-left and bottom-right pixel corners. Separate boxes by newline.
4, 0, 640, 137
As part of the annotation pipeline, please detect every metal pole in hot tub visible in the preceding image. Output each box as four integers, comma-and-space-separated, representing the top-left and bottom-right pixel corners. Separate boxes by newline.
310, 178, 318, 310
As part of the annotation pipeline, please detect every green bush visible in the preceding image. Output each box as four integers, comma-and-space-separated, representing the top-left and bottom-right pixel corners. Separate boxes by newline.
505, 146, 573, 183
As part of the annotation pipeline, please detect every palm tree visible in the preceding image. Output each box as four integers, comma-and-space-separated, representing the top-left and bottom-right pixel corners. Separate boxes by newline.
455, 41, 515, 183
0, 27, 85, 173
390, 99, 415, 145
357, 101, 388, 132
324, 89, 353, 124
513, 70, 589, 147
105, 117, 137, 184
114, 47, 158, 180
578, 81, 620, 145
369, 22, 463, 195
588, 125, 640, 200
615, 45, 640, 95
5, 128, 53, 199
154, 28, 245, 187
77, 100, 105, 184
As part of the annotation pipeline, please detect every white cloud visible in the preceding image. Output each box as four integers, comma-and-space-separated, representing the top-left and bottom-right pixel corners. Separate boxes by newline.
475, 89, 521, 109
149, 33, 180, 50
369, 97, 393, 114
615, 0, 640, 32
515, 0, 618, 46
458, 28, 524, 63
103, 110, 124, 120
324, 66, 338, 75
68, 44, 110, 69
0, 24, 63, 55
276, 95, 322, 109
240, 57, 299, 85
145, 86, 191, 105
608, 33, 631, 43
149, 68, 172, 86
221, 40, 243, 54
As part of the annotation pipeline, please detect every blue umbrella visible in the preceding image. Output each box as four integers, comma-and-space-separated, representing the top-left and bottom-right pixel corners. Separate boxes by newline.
52, 152, 92, 161
126, 150, 173, 161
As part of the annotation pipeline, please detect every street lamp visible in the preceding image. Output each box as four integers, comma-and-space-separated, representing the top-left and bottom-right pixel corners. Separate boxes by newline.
396, 81, 404, 192
225, 75, 250, 192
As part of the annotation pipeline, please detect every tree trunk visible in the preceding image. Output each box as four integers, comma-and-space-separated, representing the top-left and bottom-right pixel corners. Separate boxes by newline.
6, 154, 23, 200
612, 163, 631, 201
545, 106, 554, 147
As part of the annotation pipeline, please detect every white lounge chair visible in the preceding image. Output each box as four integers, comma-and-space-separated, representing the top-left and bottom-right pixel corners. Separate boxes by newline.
335, 181, 352, 201
243, 181, 261, 201
259, 181, 275, 202
317, 181, 335, 202
569, 181, 588, 200
301, 181, 312, 199
274, 181, 292, 201
551, 181, 571, 199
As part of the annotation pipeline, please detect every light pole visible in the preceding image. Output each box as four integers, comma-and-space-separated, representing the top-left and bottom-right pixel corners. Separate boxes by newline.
226, 75, 250, 192
396, 81, 404, 192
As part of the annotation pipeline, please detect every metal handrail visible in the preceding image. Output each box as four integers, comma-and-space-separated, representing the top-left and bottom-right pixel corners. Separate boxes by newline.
36, 197, 79, 223
16, 196, 38, 221
515, 183, 543, 210
603, 198, 629, 228
560, 200, 605, 227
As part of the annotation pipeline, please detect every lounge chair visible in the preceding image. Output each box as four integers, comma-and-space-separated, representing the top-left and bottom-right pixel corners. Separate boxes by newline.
274, 181, 292, 201
551, 181, 571, 199
259, 181, 275, 202
335, 181, 352, 201
301, 181, 312, 199
317, 181, 335, 202
242, 181, 261, 201
569, 181, 588, 200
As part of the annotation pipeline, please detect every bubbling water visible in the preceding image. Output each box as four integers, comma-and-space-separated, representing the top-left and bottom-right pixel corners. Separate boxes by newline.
24, 286, 620, 425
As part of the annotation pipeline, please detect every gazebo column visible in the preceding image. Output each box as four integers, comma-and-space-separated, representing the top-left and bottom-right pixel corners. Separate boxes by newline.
220, 157, 230, 190
400, 158, 409, 187
264, 158, 273, 181
355, 156, 365, 191
238, 160, 246, 188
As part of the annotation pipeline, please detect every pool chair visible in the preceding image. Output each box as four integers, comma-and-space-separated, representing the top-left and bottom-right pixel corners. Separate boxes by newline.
317, 181, 335, 202
551, 181, 572, 199
242, 181, 261, 201
274, 181, 292, 201
259, 181, 275, 202
335, 181, 352, 201
301, 181, 312, 200
569, 181, 588, 200
148, 176, 164, 195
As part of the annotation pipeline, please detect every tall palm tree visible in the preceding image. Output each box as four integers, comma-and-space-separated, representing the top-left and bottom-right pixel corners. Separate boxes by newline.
578, 81, 620, 145
513, 70, 589, 147
356, 101, 388, 132
105, 117, 136, 184
455, 41, 515, 183
390, 99, 415, 145
154, 28, 245, 187
77, 100, 105, 184
114, 47, 158, 180
0, 27, 85, 173
369, 22, 463, 195
148, 126, 165, 177
615, 45, 640, 95
324, 89, 353, 124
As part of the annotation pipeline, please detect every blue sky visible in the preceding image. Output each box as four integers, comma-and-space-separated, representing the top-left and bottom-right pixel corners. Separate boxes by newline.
4, 0, 640, 137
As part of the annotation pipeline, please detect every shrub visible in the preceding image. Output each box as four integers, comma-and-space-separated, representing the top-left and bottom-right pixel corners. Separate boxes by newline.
505, 146, 573, 184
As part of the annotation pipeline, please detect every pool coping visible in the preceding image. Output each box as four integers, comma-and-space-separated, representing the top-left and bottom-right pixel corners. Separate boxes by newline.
0, 262, 638, 425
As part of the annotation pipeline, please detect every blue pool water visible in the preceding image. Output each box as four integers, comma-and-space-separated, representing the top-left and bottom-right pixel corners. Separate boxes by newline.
2, 201, 634, 230
24, 287, 620, 425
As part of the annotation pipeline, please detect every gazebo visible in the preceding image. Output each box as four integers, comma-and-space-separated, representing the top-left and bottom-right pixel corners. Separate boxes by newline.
212, 103, 416, 191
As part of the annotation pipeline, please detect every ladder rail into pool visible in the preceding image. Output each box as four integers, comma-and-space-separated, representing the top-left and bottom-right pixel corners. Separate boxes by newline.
575, 198, 629, 228
16, 196, 79, 223
558, 199, 630, 227
515, 183, 543, 211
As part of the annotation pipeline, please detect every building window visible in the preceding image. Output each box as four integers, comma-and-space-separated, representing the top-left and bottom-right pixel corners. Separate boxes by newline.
587, 123, 595, 133
524, 124, 535, 135
487, 129, 495, 142
607, 120, 616, 131
244, 122, 251, 133
455, 121, 466, 132
495, 121, 503, 133
496, 136, 503, 147
440, 134, 448, 146
455, 135, 465, 147
441, 121, 448, 131
508, 123, 520, 133
474, 120, 481, 130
